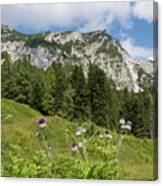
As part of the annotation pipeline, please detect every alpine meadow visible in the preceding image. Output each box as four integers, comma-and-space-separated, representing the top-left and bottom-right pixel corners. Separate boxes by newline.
1, 1, 158, 180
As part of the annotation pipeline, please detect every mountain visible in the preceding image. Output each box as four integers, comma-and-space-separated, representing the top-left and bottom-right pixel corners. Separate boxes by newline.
1, 24, 154, 92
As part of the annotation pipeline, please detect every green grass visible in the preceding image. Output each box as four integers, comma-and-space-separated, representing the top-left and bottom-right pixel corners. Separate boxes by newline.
1, 99, 71, 157
2, 99, 41, 124
117, 135, 154, 180
1, 99, 155, 180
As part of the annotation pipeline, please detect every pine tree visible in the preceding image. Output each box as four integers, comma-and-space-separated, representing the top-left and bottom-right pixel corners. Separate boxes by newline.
41, 66, 56, 115
107, 81, 120, 130
130, 93, 143, 137
11, 57, 33, 104
122, 90, 154, 138
70, 65, 89, 120
63, 84, 75, 119
120, 87, 131, 119
52, 63, 68, 115
141, 89, 154, 138
1, 53, 15, 99
88, 64, 109, 127
30, 67, 45, 112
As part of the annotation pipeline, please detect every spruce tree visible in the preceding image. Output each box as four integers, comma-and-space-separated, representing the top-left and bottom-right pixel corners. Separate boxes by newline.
41, 66, 56, 115
120, 87, 131, 119
30, 67, 45, 113
63, 84, 75, 119
130, 93, 143, 137
1, 53, 16, 99
52, 63, 68, 115
141, 89, 154, 138
88, 64, 109, 127
70, 65, 89, 120
11, 57, 33, 104
107, 81, 120, 130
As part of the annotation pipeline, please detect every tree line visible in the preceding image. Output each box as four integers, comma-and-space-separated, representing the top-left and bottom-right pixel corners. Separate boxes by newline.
1, 54, 155, 138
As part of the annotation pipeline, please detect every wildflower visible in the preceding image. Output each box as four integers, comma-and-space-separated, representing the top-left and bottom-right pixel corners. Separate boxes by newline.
119, 118, 125, 125
125, 124, 132, 131
36, 117, 46, 124
120, 122, 132, 131
124, 120, 132, 131
39, 123, 47, 128
127, 120, 133, 126
71, 143, 78, 152
36, 117, 47, 129
108, 134, 113, 140
75, 128, 82, 136
121, 125, 126, 129
104, 130, 109, 138
100, 134, 103, 140
81, 128, 86, 133
78, 142, 84, 148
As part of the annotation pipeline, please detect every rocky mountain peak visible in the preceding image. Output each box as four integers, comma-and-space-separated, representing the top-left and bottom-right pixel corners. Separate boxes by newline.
1, 24, 154, 92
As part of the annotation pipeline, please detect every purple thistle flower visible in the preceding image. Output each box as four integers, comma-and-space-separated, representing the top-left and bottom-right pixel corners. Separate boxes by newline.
71, 143, 78, 152
104, 130, 109, 138
36, 117, 46, 124
36, 117, 47, 129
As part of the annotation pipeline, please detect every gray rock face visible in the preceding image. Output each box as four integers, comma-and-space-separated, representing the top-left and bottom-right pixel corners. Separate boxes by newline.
1, 25, 154, 92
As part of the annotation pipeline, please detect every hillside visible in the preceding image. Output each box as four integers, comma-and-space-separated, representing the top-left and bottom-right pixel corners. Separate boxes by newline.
1, 99, 155, 180
1, 24, 154, 92
2, 99, 41, 124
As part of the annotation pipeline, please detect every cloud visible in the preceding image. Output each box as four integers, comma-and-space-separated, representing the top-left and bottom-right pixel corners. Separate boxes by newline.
1, 2, 155, 57
132, 1, 153, 23
1, 1, 155, 33
121, 38, 153, 60
1, 2, 133, 33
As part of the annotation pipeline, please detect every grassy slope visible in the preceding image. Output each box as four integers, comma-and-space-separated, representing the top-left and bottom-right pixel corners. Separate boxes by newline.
1, 99, 155, 180
1, 99, 71, 158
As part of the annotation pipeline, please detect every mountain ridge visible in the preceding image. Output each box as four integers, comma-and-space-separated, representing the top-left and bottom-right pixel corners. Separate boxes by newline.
1, 24, 154, 92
